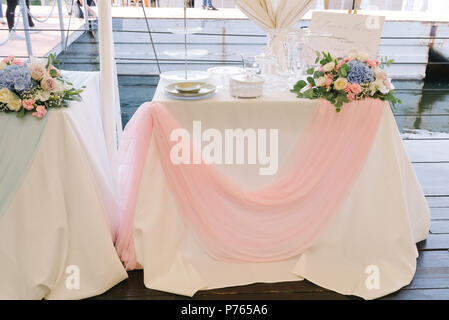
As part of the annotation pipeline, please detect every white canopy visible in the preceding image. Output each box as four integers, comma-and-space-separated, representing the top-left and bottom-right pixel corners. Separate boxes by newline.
98, 1, 122, 162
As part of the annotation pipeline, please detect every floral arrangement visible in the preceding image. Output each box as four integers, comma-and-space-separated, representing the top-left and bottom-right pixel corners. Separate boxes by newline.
291, 51, 401, 112
0, 54, 83, 118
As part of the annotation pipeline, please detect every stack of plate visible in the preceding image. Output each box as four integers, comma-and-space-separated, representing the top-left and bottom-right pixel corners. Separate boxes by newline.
164, 82, 217, 100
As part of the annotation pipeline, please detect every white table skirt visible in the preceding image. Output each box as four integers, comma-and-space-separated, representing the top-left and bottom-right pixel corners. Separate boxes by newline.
128, 83, 430, 299
0, 71, 127, 299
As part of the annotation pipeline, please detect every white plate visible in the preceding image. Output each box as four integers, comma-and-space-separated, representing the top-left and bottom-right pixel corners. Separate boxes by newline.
164, 82, 216, 98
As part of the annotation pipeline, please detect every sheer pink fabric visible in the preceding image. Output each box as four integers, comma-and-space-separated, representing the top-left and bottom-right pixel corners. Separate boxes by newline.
115, 99, 386, 270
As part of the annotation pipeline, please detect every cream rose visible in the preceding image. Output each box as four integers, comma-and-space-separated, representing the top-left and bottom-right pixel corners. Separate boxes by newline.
322, 61, 336, 72
41, 76, 57, 92
347, 53, 357, 60
34, 90, 51, 102
30, 65, 46, 81
369, 82, 377, 96
0, 62, 7, 70
334, 77, 348, 90
0, 88, 12, 104
54, 79, 66, 93
315, 76, 327, 87
356, 52, 370, 62
29, 58, 48, 81
7, 97, 22, 111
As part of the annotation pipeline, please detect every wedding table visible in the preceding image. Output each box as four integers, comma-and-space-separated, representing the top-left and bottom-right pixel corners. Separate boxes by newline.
0, 71, 127, 299
115, 80, 430, 300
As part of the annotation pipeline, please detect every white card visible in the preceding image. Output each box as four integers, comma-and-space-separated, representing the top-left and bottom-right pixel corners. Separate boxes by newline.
303, 11, 385, 64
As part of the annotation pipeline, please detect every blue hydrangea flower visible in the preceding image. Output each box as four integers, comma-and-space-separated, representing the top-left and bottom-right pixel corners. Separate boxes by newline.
0, 65, 33, 93
346, 60, 374, 84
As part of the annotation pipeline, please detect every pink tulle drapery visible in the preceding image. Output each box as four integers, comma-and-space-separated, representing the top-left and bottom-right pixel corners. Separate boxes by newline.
115, 99, 386, 270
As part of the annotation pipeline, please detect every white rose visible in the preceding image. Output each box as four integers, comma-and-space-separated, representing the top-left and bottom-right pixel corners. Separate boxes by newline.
34, 90, 51, 102
356, 52, 370, 62
29, 57, 47, 68
385, 77, 395, 90
54, 79, 66, 93
0, 62, 7, 70
315, 76, 327, 87
7, 98, 22, 111
0, 88, 12, 104
322, 61, 335, 72
379, 85, 389, 94
334, 77, 348, 90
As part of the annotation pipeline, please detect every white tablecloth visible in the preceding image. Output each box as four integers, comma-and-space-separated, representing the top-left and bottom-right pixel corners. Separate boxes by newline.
127, 82, 430, 300
0, 71, 127, 299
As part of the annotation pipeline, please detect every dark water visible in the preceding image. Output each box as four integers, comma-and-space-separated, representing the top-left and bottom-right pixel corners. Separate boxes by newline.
117, 76, 449, 139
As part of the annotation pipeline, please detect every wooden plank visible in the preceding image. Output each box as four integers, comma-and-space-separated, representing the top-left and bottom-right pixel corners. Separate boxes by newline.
383, 288, 449, 300
430, 220, 449, 234
431, 207, 449, 219
413, 163, 449, 196
404, 140, 449, 162
94, 251, 449, 300
418, 234, 449, 250
426, 196, 449, 208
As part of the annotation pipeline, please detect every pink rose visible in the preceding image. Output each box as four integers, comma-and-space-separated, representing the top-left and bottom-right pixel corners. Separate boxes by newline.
22, 99, 35, 111
32, 105, 47, 119
325, 78, 332, 88
30, 65, 46, 81
336, 60, 344, 70
366, 59, 376, 67
40, 76, 57, 92
350, 83, 362, 94
347, 93, 355, 101
375, 59, 380, 66
12, 59, 23, 66
2, 56, 14, 64
344, 83, 351, 93
343, 57, 351, 62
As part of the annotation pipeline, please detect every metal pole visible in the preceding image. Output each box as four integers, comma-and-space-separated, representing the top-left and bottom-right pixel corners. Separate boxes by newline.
84, 0, 89, 31
184, 0, 187, 80
19, 0, 33, 57
57, 0, 66, 49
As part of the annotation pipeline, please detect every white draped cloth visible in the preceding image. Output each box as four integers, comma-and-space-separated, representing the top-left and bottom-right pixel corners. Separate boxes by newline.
233, 0, 314, 56
0, 71, 127, 299
126, 82, 430, 300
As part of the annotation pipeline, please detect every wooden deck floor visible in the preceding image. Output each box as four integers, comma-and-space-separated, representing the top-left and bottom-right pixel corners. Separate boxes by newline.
92, 210, 449, 300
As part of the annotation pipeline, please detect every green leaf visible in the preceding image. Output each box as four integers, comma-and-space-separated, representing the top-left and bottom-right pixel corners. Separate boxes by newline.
338, 68, 347, 77
303, 89, 316, 99
315, 51, 321, 64
306, 67, 314, 75
307, 77, 315, 86
313, 71, 324, 78
293, 80, 307, 91
16, 108, 25, 118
